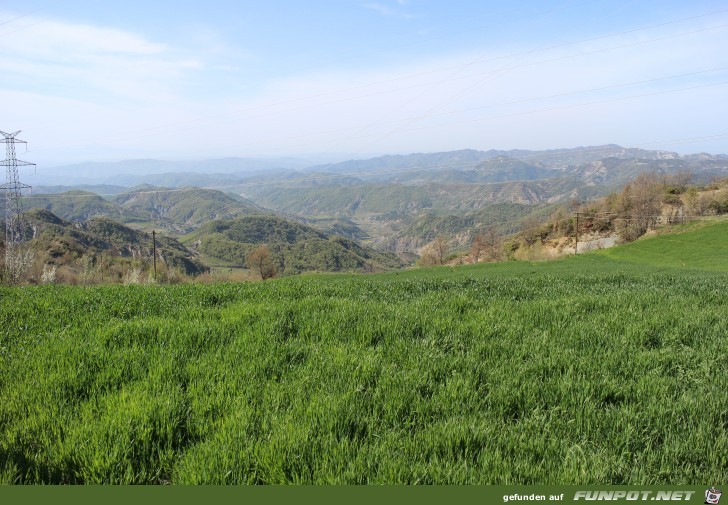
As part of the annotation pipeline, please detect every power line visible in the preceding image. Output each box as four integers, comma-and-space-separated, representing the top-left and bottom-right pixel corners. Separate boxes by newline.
315, 0, 646, 161
337, 18, 728, 148
339, 0, 646, 157
205, 79, 728, 155
196, 14, 725, 139
51, 51, 722, 164
141, 22, 728, 156
0, 1, 82, 40
374, 14, 728, 154
0, 2, 57, 27
400, 66, 728, 124
618, 133, 728, 150
377, 81, 728, 138
156, 8, 728, 131
189, 66, 728, 153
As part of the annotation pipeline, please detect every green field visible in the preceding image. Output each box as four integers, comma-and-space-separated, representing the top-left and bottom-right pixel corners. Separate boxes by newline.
1, 222, 727, 484
597, 218, 728, 272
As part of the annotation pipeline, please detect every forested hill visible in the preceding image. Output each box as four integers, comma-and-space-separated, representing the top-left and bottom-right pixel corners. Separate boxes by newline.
112, 187, 268, 230
19, 209, 207, 278
183, 215, 404, 275
18, 187, 271, 233
20, 191, 146, 224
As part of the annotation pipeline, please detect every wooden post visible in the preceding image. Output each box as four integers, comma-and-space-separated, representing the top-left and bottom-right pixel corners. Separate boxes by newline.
152, 230, 157, 280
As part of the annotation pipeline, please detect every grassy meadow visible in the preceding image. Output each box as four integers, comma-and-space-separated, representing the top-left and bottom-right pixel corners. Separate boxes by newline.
1, 222, 727, 484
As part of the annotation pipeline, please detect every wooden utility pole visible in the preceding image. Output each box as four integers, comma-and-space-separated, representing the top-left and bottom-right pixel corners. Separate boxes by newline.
574, 212, 579, 255
152, 230, 157, 280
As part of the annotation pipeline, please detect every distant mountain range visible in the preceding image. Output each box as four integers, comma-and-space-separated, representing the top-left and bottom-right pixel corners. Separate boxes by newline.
14, 145, 728, 258
35, 145, 728, 187
37, 157, 311, 185
300, 145, 718, 176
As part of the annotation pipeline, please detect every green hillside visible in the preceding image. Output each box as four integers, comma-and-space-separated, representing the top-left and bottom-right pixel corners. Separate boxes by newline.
1, 222, 725, 484
402, 203, 547, 241
300, 216, 367, 241
19, 191, 146, 223
594, 220, 728, 271
413, 157, 556, 184
574, 156, 728, 187
244, 180, 588, 218
245, 184, 435, 216
19, 209, 207, 277
20, 187, 274, 235
113, 187, 267, 231
34, 184, 129, 195
183, 215, 404, 274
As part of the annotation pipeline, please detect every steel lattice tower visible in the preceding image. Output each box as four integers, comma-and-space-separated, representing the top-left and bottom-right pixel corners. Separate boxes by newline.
1, 130, 34, 247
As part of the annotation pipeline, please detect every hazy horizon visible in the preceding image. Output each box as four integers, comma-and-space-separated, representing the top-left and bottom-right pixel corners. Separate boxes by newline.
3, 1, 728, 173
32, 142, 728, 171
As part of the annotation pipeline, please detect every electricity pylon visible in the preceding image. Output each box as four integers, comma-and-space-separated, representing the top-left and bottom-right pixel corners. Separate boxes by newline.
1, 130, 34, 247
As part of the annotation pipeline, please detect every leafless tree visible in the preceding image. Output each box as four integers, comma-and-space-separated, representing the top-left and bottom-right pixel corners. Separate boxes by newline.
521, 216, 541, 247
483, 225, 503, 261
617, 172, 663, 241
663, 170, 693, 194
247, 245, 277, 280
433, 236, 448, 265
469, 234, 485, 263
419, 236, 448, 266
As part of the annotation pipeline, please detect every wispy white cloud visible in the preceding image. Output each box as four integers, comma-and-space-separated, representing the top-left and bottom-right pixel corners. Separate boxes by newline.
198, 24, 728, 157
361, 2, 413, 19
0, 12, 218, 163
0, 12, 203, 103
3, 7, 728, 163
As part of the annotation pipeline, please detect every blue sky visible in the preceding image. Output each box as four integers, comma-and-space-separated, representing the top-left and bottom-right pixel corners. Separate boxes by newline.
2, 0, 728, 168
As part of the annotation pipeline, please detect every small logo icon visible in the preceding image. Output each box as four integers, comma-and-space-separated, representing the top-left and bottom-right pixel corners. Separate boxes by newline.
706, 487, 722, 505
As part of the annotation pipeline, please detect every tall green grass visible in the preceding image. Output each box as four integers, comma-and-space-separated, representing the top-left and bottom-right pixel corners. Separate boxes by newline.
597, 220, 728, 272
1, 226, 727, 484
